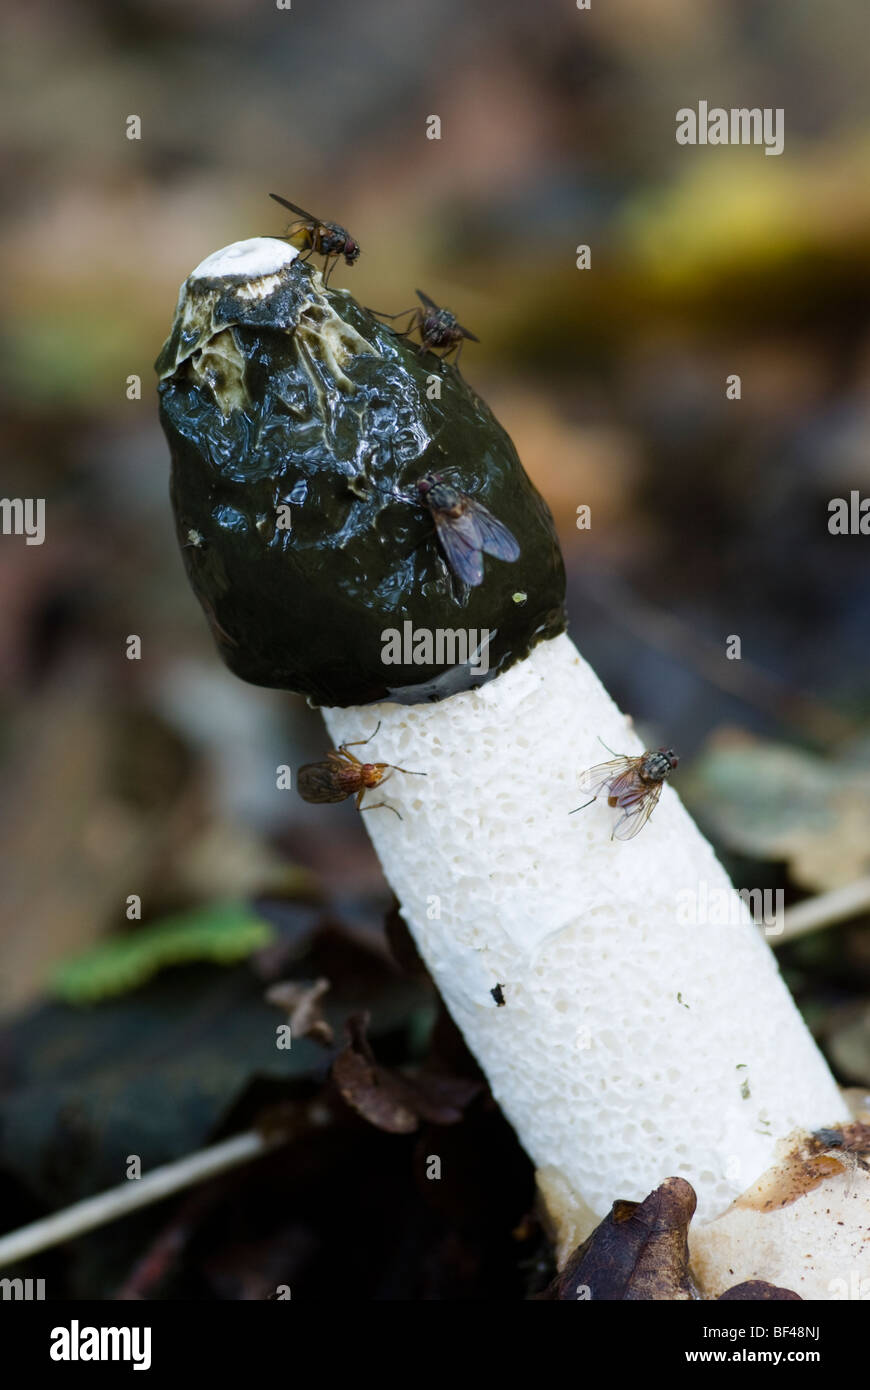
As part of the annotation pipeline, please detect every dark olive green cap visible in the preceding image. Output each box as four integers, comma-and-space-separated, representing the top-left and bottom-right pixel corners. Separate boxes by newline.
156, 238, 566, 707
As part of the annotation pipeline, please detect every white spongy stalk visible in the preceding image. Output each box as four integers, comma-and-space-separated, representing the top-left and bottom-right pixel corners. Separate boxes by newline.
323, 633, 847, 1228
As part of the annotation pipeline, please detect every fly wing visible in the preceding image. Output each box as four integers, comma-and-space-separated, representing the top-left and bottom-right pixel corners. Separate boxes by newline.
577, 756, 637, 796
415, 289, 440, 311
457, 323, 480, 342
269, 193, 319, 222
297, 760, 352, 804
431, 508, 485, 587
612, 781, 663, 840
467, 500, 520, 563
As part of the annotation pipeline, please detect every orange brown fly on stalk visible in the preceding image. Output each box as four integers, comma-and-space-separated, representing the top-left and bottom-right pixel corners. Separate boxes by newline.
371, 290, 479, 366
570, 743, 679, 840
296, 722, 426, 819
268, 194, 360, 286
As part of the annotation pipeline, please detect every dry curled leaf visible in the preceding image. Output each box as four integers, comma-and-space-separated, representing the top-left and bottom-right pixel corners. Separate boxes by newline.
266, 976, 334, 1046
718, 1280, 802, 1300
540, 1176, 697, 1300
331, 1013, 481, 1134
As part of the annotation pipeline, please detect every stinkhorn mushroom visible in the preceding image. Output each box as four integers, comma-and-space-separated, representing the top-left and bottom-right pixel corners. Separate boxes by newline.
156, 235, 869, 1299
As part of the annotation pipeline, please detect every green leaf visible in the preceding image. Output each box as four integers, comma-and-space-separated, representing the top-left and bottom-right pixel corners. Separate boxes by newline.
49, 901, 275, 1004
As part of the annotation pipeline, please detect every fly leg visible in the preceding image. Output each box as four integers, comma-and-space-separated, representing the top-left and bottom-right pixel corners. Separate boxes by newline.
367, 307, 419, 340
339, 722, 382, 756
360, 801, 403, 820
357, 776, 402, 820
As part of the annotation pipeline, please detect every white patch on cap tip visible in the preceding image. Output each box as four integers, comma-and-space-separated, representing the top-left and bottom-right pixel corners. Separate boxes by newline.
189, 238, 298, 282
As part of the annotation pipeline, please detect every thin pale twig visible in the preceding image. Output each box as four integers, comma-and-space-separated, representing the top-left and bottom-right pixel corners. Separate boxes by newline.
0, 1130, 280, 1270
772, 876, 870, 945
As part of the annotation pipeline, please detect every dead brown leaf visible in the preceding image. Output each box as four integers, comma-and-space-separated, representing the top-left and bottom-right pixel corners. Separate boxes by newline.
331, 1013, 481, 1134
540, 1176, 697, 1300
266, 976, 334, 1046
718, 1280, 802, 1300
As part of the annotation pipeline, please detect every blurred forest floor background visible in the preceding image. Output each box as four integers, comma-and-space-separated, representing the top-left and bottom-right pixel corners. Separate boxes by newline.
2, 0, 870, 1297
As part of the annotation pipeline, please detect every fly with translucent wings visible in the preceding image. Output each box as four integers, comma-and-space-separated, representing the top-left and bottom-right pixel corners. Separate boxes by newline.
268, 193, 360, 285
371, 290, 479, 367
415, 473, 520, 589
407, 290, 479, 364
570, 745, 679, 840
